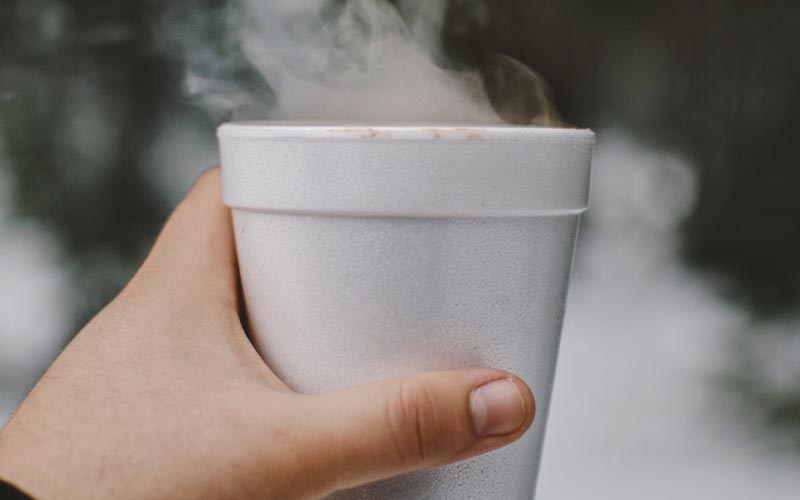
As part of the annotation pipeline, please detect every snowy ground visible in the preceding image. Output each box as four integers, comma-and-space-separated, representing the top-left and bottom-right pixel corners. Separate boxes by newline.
537, 132, 800, 499
2, 128, 799, 498
0, 166, 70, 421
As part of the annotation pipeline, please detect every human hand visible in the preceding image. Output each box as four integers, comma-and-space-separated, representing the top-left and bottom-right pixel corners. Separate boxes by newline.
0, 169, 535, 500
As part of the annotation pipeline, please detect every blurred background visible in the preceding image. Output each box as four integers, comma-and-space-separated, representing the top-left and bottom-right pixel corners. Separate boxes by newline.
1, 1, 799, 498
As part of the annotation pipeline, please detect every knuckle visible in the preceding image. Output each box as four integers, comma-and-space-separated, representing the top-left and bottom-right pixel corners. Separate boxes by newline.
386, 378, 444, 467
184, 167, 221, 201
195, 166, 221, 186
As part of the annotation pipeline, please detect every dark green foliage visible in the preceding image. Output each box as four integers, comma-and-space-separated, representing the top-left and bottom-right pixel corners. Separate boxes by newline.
0, 0, 173, 326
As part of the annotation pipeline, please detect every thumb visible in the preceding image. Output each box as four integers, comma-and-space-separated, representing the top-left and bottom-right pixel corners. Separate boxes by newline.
292, 369, 535, 494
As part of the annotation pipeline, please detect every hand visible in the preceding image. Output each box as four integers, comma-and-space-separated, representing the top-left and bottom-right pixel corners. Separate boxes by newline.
0, 169, 535, 500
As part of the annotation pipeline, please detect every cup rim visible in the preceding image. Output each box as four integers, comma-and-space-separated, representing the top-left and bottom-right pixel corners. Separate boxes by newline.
218, 121, 595, 142
219, 120, 595, 217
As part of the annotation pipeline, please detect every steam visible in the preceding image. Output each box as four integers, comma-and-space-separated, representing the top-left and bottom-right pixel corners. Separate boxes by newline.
159, 0, 561, 125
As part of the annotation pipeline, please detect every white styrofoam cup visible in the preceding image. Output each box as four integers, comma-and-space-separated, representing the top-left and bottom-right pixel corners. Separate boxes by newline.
218, 122, 594, 500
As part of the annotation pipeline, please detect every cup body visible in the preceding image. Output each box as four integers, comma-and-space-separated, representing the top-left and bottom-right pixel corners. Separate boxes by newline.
219, 123, 594, 500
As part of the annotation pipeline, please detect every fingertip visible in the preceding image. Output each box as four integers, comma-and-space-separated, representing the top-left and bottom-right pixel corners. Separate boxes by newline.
466, 371, 535, 439
507, 374, 537, 436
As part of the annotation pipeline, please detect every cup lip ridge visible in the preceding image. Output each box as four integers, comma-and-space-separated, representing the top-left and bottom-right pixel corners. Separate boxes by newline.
218, 120, 595, 143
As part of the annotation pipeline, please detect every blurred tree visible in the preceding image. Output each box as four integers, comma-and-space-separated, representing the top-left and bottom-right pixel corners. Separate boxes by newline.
664, 1, 800, 316
445, 0, 800, 316
0, 0, 172, 330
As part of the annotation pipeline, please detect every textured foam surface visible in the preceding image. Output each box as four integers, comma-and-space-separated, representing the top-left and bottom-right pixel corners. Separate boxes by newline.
233, 212, 580, 500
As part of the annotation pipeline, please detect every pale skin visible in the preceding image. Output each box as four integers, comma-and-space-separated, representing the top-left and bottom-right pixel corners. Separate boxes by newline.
0, 169, 535, 500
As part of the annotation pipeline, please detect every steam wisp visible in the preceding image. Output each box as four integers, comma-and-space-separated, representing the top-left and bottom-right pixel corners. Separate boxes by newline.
161, 0, 562, 126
